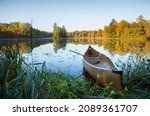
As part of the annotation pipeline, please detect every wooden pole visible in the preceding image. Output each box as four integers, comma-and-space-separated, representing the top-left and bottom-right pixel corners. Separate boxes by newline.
69, 50, 83, 56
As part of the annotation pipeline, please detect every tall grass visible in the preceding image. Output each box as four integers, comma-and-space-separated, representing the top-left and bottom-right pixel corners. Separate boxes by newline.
0, 46, 115, 99
0, 45, 150, 99
117, 56, 150, 98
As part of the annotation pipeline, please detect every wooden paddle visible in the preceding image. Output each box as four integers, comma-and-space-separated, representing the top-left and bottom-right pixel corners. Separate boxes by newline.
69, 50, 83, 56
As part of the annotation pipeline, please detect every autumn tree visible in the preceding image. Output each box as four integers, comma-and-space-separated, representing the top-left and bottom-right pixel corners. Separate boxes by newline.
116, 20, 129, 38
96, 29, 103, 37
136, 15, 146, 37
0, 22, 51, 38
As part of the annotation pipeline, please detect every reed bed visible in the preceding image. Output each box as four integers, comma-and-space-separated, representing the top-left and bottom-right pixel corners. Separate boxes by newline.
0, 46, 150, 99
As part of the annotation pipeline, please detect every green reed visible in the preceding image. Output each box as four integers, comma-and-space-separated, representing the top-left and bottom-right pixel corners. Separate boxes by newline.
0, 45, 150, 99
117, 55, 150, 98
0, 46, 113, 99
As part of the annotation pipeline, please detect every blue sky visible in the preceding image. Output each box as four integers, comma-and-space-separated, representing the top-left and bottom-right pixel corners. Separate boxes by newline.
0, 0, 150, 32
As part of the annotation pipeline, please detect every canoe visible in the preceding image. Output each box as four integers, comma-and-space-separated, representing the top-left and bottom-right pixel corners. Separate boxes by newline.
83, 46, 123, 90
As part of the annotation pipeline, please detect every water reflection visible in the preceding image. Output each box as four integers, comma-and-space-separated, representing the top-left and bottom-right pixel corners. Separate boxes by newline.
71, 38, 150, 56
22, 43, 133, 76
0, 38, 52, 53
1, 38, 150, 76
53, 39, 67, 53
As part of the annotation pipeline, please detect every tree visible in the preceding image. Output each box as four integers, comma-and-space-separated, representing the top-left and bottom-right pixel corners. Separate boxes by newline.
110, 19, 117, 26
60, 25, 67, 38
145, 20, 150, 38
0, 22, 51, 38
136, 15, 146, 37
116, 20, 129, 38
103, 19, 118, 38
53, 23, 67, 39
136, 15, 146, 23
96, 29, 103, 37
53, 23, 60, 39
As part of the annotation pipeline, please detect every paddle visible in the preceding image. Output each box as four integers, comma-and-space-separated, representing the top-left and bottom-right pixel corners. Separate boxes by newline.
69, 50, 83, 56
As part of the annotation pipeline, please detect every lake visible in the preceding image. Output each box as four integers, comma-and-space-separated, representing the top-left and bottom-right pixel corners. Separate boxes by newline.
1, 38, 150, 76
23, 43, 125, 76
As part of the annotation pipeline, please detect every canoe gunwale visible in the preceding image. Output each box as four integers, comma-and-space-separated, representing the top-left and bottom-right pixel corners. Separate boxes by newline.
83, 46, 123, 73
83, 58, 113, 72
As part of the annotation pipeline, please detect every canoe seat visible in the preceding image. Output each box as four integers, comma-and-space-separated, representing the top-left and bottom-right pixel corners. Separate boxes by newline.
84, 57, 99, 64
85, 57, 110, 63
85, 57, 100, 61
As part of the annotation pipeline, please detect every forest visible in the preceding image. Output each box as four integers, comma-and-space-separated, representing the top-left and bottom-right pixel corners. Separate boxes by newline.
68, 15, 150, 40
0, 22, 52, 38
1, 15, 150, 41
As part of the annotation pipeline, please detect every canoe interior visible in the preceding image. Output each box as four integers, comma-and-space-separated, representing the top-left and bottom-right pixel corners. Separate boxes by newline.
83, 46, 123, 91
84, 46, 116, 70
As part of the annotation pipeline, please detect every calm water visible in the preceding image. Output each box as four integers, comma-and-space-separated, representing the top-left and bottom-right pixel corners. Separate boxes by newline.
23, 43, 131, 76
1, 38, 150, 76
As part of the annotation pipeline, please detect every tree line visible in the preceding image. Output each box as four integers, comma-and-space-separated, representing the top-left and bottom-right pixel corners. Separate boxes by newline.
68, 15, 150, 40
0, 22, 52, 39
1, 15, 150, 40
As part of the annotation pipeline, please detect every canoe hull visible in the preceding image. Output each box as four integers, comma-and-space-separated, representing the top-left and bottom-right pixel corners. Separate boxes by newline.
83, 54, 123, 91
83, 59, 122, 90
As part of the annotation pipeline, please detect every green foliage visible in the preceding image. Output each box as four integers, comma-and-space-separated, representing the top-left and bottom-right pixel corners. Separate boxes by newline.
53, 39, 67, 53
61, 25, 67, 38
0, 47, 108, 99
53, 23, 60, 39
117, 56, 150, 98
0, 46, 23, 98
0, 46, 22, 82
53, 23, 67, 40
109, 19, 118, 26
0, 46, 150, 99
52, 23, 67, 53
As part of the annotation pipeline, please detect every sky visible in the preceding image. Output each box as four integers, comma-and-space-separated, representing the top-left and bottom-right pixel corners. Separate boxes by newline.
0, 0, 150, 32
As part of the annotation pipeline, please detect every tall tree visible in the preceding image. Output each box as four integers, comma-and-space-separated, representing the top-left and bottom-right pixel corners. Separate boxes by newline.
53, 23, 67, 39
60, 25, 67, 38
110, 19, 117, 26
96, 29, 103, 37
53, 23, 60, 39
136, 15, 146, 37
116, 20, 129, 38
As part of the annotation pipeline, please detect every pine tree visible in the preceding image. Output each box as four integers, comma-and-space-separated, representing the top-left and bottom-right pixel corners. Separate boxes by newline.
53, 23, 60, 39
61, 25, 67, 38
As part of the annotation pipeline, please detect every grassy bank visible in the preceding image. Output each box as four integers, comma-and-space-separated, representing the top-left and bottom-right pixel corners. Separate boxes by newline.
0, 46, 150, 99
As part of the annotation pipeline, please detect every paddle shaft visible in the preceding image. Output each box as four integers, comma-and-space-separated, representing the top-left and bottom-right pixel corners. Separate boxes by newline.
69, 50, 83, 56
